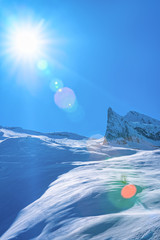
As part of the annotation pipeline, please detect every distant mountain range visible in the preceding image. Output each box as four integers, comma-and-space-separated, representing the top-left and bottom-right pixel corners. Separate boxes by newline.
105, 107, 160, 149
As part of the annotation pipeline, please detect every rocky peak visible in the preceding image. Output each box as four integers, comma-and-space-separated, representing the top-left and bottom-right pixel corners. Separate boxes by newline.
105, 108, 160, 147
124, 111, 160, 125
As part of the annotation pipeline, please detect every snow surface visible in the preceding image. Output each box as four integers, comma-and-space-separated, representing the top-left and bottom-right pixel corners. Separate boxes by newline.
0, 126, 160, 239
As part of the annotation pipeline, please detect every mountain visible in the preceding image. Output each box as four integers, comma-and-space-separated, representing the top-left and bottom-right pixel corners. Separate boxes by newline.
105, 107, 160, 149
0, 122, 160, 240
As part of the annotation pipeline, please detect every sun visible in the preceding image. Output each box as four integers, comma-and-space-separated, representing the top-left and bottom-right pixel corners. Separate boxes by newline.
3, 20, 49, 63
12, 28, 40, 58
10, 25, 44, 60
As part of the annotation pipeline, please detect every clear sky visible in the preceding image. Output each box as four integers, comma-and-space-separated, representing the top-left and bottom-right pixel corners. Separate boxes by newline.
0, 0, 159, 137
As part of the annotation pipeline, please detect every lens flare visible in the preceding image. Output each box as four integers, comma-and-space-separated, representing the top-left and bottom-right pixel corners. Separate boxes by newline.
121, 184, 137, 199
54, 87, 76, 109
37, 59, 48, 70
108, 184, 135, 210
49, 79, 63, 92
67, 103, 85, 121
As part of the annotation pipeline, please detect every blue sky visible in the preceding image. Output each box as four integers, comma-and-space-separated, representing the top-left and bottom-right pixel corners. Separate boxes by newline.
0, 0, 159, 137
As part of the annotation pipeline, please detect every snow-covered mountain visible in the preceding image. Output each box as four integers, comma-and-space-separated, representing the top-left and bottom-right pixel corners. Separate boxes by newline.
105, 107, 160, 149
0, 122, 160, 240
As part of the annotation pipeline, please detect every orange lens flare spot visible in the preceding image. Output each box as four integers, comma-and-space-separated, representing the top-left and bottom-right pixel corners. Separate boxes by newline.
121, 184, 137, 199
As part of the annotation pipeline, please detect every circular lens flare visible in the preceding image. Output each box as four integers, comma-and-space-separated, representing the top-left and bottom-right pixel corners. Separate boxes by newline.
54, 87, 76, 109
67, 104, 85, 121
37, 59, 48, 70
121, 184, 137, 199
50, 79, 63, 92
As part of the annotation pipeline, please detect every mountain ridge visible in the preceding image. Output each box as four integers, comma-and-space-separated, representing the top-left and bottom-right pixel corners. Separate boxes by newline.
105, 107, 160, 148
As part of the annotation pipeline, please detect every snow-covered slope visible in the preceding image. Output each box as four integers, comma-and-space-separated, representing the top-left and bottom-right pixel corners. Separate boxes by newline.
0, 126, 160, 239
105, 108, 160, 149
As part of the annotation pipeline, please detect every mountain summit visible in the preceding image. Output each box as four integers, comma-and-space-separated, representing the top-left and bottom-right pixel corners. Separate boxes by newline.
105, 108, 160, 148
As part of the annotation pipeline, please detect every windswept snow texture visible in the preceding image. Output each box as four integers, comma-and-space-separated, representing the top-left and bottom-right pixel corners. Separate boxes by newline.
0, 126, 160, 240
105, 108, 160, 149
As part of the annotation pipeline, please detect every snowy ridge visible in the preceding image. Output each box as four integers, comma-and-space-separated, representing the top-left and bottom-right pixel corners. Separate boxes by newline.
105, 108, 160, 149
0, 123, 160, 239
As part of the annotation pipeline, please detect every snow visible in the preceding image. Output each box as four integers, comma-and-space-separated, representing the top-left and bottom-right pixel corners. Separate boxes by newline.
0, 124, 160, 239
124, 111, 160, 125
105, 108, 160, 149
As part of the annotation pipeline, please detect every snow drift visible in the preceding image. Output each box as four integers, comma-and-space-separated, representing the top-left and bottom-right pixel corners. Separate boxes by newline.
0, 110, 160, 239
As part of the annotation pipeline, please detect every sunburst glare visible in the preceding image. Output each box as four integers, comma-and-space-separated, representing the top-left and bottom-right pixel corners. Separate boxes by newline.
3, 20, 50, 65
12, 28, 40, 58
